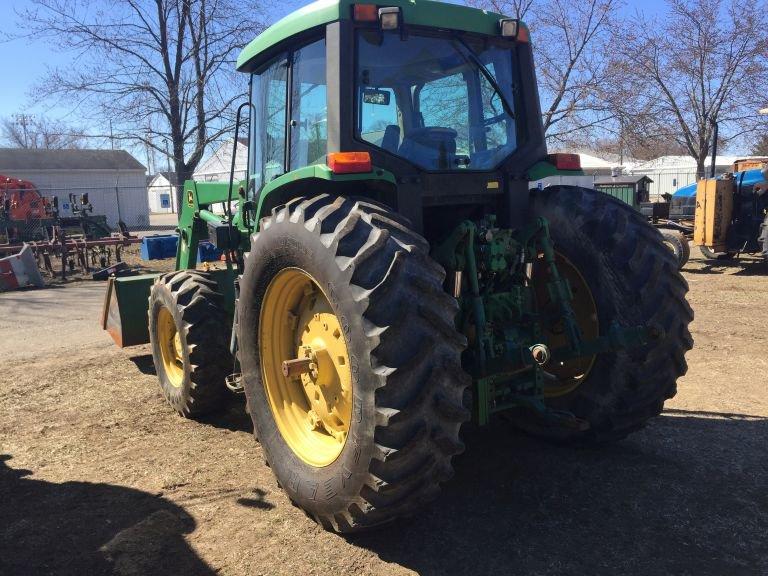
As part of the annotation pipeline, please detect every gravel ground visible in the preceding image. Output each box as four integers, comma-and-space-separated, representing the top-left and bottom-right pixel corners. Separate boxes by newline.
1, 248, 767, 576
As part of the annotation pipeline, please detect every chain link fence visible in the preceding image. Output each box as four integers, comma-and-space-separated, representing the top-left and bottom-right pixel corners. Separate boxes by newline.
0, 183, 180, 245
0, 170, 713, 246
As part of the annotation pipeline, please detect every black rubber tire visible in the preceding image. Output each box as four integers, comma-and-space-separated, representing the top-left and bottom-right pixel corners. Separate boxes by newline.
148, 270, 231, 417
758, 216, 768, 262
238, 194, 470, 533
699, 246, 736, 260
529, 186, 694, 441
660, 229, 690, 268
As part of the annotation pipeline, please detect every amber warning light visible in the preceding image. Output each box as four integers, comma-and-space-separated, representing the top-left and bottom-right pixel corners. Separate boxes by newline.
353, 4, 378, 21
327, 152, 373, 174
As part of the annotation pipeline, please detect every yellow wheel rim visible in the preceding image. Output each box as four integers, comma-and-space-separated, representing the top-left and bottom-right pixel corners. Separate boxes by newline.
533, 252, 599, 398
259, 268, 353, 467
157, 306, 185, 388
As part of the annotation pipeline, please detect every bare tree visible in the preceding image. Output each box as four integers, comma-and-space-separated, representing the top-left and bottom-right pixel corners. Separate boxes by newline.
468, 0, 536, 20
469, 0, 620, 144
616, 0, 768, 178
20, 0, 266, 209
754, 135, 768, 156
1, 115, 88, 149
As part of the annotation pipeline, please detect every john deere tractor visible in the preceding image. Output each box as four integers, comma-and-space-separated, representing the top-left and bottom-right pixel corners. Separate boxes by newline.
103, 0, 693, 532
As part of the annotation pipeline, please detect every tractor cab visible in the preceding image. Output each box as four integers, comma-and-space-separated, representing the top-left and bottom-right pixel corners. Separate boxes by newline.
237, 0, 549, 237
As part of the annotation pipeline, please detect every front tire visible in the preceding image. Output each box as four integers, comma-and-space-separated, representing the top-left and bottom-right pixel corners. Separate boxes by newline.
529, 186, 694, 441
148, 270, 231, 417
238, 195, 469, 533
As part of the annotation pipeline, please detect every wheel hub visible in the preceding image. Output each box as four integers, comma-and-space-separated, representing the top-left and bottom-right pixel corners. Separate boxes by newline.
259, 268, 353, 467
157, 306, 184, 388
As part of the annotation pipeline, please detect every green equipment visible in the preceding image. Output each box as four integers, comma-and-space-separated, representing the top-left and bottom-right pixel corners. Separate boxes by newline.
104, 0, 693, 533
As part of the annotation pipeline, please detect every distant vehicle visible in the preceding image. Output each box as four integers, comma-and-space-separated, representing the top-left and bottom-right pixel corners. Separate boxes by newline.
0, 175, 53, 244
689, 165, 768, 261
0, 175, 114, 245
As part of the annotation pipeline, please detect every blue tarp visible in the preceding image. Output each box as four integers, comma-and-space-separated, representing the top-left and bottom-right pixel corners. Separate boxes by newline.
672, 168, 766, 198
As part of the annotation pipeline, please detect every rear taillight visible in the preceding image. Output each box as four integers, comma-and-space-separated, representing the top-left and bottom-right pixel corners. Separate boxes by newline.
327, 152, 373, 174
546, 153, 581, 171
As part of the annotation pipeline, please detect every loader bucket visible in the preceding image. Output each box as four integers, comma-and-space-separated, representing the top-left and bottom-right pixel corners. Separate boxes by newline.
101, 273, 161, 347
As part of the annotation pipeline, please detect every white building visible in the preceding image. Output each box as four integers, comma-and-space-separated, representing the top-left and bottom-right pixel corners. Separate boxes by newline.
628, 155, 767, 199
193, 138, 248, 182
576, 152, 616, 176
0, 148, 148, 229
147, 171, 178, 214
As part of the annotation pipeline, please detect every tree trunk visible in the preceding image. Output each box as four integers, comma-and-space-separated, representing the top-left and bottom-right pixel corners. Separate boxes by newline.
175, 165, 194, 220
696, 156, 706, 180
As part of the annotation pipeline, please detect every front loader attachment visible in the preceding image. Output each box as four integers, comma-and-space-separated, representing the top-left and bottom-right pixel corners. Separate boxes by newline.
102, 273, 161, 347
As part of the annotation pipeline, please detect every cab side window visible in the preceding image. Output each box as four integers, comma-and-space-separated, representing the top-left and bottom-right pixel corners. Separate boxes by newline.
250, 55, 288, 190
290, 39, 327, 169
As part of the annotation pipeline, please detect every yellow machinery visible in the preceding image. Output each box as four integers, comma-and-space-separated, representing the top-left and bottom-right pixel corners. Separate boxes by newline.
694, 175, 734, 254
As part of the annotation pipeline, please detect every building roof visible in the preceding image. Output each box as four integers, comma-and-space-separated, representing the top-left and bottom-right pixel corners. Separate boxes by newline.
0, 148, 146, 171
629, 155, 765, 173
194, 139, 249, 179
237, 0, 516, 71
551, 150, 617, 170
577, 153, 614, 169
148, 171, 180, 186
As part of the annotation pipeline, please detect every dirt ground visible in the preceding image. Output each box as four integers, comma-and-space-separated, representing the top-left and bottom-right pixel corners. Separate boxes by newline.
1, 248, 767, 576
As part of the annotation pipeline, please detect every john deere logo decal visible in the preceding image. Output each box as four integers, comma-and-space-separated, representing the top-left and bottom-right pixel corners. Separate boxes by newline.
186, 190, 194, 207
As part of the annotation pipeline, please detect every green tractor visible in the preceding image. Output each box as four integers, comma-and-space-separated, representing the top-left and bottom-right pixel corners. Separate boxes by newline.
103, 0, 693, 532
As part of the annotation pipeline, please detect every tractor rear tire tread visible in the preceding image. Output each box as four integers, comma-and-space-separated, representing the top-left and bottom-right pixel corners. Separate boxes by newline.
532, 186, 693, 442
239, 194, 469, 533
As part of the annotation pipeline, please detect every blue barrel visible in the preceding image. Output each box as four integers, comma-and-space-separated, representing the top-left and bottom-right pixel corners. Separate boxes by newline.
140, 235, 179, 260
197, 241, 222, 263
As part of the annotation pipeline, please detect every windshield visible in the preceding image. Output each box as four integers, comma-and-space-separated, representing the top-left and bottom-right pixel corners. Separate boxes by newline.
356, 30, 519, 171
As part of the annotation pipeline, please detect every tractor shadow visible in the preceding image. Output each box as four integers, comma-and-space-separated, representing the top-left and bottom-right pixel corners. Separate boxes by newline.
128, 353, 157, 375
354, 412, 768, 576
0, 454, 216, 576
684, 257, 766, 276
128, 353, 253, 433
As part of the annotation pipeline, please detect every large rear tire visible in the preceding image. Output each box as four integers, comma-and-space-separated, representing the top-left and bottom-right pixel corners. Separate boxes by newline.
529, 186, 693, 441
148, 270, 231, 417
238, 195, 469, 533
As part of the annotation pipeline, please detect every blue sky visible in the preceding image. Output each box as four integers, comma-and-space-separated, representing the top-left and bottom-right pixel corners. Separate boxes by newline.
0, 0, 669, 126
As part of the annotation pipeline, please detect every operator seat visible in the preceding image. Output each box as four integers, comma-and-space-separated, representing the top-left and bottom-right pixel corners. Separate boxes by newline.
381, 125, 401, 154
398, 127, 457, 170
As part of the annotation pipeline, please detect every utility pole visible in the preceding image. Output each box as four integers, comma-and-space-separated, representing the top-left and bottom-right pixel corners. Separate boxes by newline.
13, 114, 34, 148
109, 120, 115, 150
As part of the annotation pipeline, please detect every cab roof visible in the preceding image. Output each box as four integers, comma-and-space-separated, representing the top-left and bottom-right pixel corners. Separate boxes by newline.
236, 0, 511, 71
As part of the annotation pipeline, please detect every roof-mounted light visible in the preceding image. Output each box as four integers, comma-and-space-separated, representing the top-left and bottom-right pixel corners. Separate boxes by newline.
378, 6, 401, 30
499, 18, 530, 42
